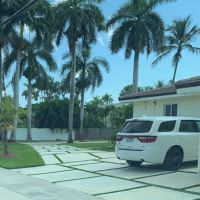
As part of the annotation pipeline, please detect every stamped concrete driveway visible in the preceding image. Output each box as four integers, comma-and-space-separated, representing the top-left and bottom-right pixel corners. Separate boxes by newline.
13, 143, 200, 200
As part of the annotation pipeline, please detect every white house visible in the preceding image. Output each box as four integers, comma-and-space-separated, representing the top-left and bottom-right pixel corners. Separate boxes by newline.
119, 76, 200, 118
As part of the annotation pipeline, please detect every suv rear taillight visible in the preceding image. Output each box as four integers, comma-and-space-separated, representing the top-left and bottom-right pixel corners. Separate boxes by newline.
116, 136, 123, 142
137, 136, 157, 143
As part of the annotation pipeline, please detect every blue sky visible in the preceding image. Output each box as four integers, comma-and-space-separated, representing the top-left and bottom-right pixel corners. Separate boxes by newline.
89, 0, 200, 103
6, 0, 200, 107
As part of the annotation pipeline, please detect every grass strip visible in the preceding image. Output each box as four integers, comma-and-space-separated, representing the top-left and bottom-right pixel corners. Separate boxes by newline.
0, 143, 44, 169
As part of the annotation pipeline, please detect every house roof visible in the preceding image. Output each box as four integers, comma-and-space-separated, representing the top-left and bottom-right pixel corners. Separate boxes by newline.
175, 76, 200, 89
119, 76, 200, 102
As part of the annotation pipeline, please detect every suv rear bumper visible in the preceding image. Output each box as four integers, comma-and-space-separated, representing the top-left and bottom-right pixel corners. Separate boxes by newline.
115, 146, 164, 164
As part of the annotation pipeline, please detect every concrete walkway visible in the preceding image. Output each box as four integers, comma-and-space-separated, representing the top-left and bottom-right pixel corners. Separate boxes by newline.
0, 167, 103, 200
11, 142, 200, 200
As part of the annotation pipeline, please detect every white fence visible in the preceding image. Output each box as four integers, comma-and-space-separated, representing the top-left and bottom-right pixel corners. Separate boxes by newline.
7, 128, 69, 141
5, 128, 114, 141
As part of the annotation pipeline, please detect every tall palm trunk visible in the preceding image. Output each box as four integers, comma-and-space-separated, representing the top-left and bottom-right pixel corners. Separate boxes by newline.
10, 51, 21, 141
172, 61, 179, 83
80, 87, 85, 137
10, 23, 24, 142
26, 79, 32, 141
0, 48, 3, 142
0, 47, 3, 102
80, 67, 85, 137
68, 40, 76, 143
133, 51, 140, 93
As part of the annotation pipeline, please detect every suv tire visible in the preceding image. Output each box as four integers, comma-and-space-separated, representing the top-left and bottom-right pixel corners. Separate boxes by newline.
163, 148, 183, 170
126, 160, 143, 167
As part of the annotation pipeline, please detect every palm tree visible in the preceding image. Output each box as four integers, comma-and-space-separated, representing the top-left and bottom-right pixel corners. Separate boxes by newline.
3, 0, 30, 141
155, 80, 166, 88
54, 0, 105, 143
0, 14, 14, 140
0, 0, 19, 102
33, 75, 47, 101
60, 78, 70, 99
101, 93, 113, 105
0, 26, 8, 103
153, 16, 200, 83
107, 0, 175, 93
6, 0, 53, 141
0, 0, 19, 20
45, 79, 61, 100
3, 29, 30, 140
22, 84, 39, 102
61, 47, 109, 135
0, 0, 23, 141
20, 38, 57, 141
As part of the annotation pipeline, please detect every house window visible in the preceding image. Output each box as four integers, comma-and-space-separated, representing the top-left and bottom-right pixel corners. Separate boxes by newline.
164, 104, 178, 116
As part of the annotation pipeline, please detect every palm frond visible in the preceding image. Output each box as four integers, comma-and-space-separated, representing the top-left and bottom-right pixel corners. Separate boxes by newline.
61, 62, 72, 75
62, 52, 71, 60
152, 48, 172, 67
3, 49, 17, 77
36, 50, 57, 71
184, 44, 200, 55
92, 57, 110, 73
110, 20, 132, 54
88, 62, 103, 92
148, 0, 177, 10
185, 25, 200, 43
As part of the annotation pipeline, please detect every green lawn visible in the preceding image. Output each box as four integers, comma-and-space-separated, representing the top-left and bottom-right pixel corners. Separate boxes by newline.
64, 142, 115, 152
0, 143, 44, 169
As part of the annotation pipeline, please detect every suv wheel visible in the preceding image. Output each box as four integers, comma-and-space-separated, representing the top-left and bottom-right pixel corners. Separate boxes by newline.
163, 148, 183, 170
126, 160, 143, 167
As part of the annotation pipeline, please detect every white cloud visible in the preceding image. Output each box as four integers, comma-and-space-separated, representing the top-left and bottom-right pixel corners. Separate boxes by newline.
97, 36, 105, 47
24, 25, 30, 35
107, 28, 114, 38
51, 0, 66, 5
53, 41, 58, 51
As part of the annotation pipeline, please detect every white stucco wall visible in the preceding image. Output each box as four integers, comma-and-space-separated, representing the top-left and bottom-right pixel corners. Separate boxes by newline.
7, 128, 69, 141
133, 94, 200, 118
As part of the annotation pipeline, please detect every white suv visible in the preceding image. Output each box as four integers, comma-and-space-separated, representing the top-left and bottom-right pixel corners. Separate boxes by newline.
115, 116, 200, 170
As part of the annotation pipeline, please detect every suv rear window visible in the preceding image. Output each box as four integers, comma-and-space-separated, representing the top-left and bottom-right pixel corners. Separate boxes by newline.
120, 120, 153, 133
158, 121, 176, 132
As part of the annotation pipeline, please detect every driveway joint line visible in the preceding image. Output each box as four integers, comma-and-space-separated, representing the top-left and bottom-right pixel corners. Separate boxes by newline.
181, 184, 200, 190
54, 154, 64, 163
59, 161, 102, 167
95, 166, 129, 172
131, 171, 176, 180
57, 158, 100, 165
132, 179, 200, 196
53, 175, 101, 183
94, 185, 149, 196
88, 153, 102, 159
177, 170, 197, 175
29, 169, 73, 176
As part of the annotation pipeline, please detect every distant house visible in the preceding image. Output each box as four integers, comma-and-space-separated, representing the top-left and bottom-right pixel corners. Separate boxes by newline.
119, 76, 200, 118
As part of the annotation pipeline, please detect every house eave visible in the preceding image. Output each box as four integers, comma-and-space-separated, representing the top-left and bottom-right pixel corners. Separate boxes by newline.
119, 93, 193, 103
